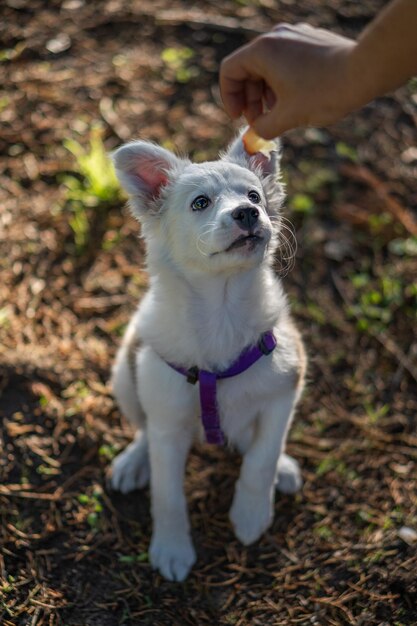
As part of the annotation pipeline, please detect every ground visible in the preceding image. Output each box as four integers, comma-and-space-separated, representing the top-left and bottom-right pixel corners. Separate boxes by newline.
1, 0, 417, 624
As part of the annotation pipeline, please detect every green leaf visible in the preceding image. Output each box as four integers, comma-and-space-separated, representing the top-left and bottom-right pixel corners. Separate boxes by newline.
336, 142, 358, 162
161, 47, 194, 67
290, 193, 314, 214
64, 125, 122, 204
0, 307, 10, 327
118, 555, 136, 564
350, 273, 370, 289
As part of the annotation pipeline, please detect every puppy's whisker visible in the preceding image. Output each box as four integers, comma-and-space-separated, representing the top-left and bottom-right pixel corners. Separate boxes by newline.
195, 234, 211, 256
278, 230, 297, 258
195, 223, 218, 257
198, 222, 217, 233
196, 237, 210, 257
274, 219, 297, 276
197, 227, 217, 243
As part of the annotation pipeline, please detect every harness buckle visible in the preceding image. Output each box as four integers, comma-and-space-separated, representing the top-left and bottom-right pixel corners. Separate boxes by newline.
258, 332, 276, 355
186, 366, 199, 385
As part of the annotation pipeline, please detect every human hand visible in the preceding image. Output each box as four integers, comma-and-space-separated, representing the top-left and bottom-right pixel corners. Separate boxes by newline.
220, 23, 358, 138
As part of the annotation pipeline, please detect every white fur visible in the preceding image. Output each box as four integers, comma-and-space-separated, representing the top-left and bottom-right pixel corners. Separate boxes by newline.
109, 131, 306, 581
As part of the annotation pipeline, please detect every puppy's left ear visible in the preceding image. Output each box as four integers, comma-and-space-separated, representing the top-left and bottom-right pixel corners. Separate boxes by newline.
224, 128, 281, 179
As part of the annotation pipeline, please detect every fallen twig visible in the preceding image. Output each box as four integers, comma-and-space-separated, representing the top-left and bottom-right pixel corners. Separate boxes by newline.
339, 162, 417, 237
156, 10, 264, 36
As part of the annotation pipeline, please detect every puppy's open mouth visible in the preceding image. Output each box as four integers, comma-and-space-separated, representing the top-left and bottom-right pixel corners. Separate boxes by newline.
225, 234, 264, 252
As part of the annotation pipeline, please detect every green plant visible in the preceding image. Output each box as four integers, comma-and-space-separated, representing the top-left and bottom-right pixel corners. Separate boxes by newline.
407, 77, 417, 93
98, 444, 119, 462
316, 456, 357, 481
161, 46, 197, 83
67, 199, 90, 254
0, 42, 26, 63
62, 125, 123, 254
314, 525, 333, 540
118, 553, 148, 565
306, 301, 326, 325
364, 402, 389, 424
336, 141, 358, 162
298, 160, 339, 193
77, 489, 104, 531
0, 96, 9, 113
64, 126, 120, 203
347, 270, 416, 332
0, 307, 10, 328
289, 193, 315, 214
62, 379, 90, 400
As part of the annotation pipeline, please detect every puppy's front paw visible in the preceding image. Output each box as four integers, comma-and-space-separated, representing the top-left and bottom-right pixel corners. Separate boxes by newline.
230, 481, 273, 546
275, 453, 302, 495
150, 533, 196, 582
108, 439, 150, 494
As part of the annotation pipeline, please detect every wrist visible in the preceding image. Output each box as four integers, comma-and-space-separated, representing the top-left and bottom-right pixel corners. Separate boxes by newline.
336, 39, 390, 117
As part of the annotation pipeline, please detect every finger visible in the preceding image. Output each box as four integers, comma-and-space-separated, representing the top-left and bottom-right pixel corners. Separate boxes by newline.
219, 45, 261, 118
219, 76, 247, 118
243, 79, 264, 123
263, 84, 276, 111
252, 104, 292, 139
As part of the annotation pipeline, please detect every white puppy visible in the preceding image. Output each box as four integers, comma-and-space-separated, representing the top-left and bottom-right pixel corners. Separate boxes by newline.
109, 131, 306, 582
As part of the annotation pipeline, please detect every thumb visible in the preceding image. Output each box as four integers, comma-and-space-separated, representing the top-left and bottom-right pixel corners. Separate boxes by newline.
251, 104, 293, 139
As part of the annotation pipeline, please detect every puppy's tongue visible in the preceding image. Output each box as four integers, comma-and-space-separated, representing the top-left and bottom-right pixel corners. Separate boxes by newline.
242, 128, 276, 156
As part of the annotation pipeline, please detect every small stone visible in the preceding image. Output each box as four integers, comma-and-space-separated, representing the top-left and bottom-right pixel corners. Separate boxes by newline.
46, 34, 72, 55
401, 147, 417, 164
62, 0, 85, 8
398, 526, 417, 545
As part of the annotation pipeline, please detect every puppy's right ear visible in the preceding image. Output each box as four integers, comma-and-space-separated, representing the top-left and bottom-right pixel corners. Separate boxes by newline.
224, 128, 281, 179
111, 141, 185, 212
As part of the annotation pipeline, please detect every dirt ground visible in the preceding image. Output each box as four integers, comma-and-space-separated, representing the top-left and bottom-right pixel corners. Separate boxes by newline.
1, 0, 417, 624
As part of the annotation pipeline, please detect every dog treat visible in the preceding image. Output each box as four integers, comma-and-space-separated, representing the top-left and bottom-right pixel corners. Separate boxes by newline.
242, 127, 276, 156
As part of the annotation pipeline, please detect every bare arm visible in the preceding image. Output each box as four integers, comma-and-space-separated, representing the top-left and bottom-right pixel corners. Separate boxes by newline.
351, 0, 417, 100
219, 0, 417, 138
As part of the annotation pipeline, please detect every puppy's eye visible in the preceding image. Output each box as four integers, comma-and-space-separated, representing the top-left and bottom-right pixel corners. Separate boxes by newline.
248, 190, 261, 204
191, 195, 210, 211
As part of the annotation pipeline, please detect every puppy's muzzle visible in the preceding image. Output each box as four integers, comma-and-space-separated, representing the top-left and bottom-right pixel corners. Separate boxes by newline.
232, 206, 260, 232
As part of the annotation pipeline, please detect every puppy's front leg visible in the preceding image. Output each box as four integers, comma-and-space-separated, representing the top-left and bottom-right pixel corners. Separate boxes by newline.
149, 427, 196, 581
230, 389, 300, 545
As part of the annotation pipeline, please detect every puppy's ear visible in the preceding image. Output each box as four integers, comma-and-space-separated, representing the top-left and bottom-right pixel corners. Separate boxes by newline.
111, 141, 185, 212
224, 128, 281, 179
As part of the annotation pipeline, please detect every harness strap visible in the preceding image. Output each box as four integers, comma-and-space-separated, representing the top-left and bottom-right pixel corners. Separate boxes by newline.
199, 370, 224, 444
166, 331, 277, 445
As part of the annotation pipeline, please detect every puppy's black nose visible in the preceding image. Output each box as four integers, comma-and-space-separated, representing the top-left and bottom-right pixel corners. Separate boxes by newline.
232, 206, 259, 231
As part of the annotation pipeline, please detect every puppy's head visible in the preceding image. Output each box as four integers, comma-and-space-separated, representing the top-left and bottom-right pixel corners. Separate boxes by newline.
112, 131, 290, 276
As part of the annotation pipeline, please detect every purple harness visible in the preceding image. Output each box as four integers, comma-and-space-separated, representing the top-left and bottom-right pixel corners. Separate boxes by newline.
166, 331, 277, 445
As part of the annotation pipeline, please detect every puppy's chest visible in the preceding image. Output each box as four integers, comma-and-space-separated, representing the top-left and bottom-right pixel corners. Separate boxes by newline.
195, 320, 243, 366
140, 275, 281, 372
186, 299, 260, 369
